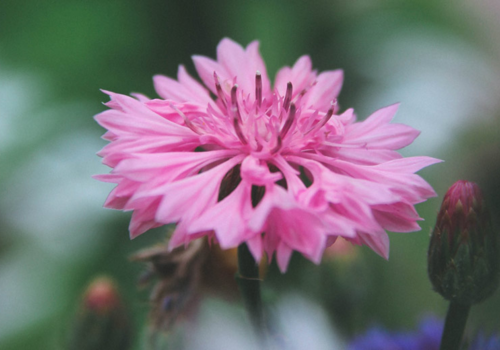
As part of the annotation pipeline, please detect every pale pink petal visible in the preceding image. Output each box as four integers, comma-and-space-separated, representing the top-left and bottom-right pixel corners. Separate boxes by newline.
356, 231, 390, 260
103, 187, 131, 210
100, 177, 140, 210
323, 156, 442, 203
372, 202, 422, 232
144, 99, 208, 126
192, 55, 228, 94
98, 135, 201, 167
276, 243, 293, 273
333, 148, 402, 166
153, 72, 209, 104
348, 103, 401, 134
250, 186, 326, 265
245, 41, 271, 98
303, 70, 343, 111
347, 124, 420, 150
154, 156, 243, 223
114, 150, 237, 182
177, 65, 212, 103
241, 155, 282, 186
169, 217, 213, 250
93, 174, 121, 183
246, 234, 264, 262
377, 156, 443, 174
95, 100, 198, 138
328, 198, 383, 234
154, 65, 213, 105
129, 198, 162, 238
288, 156, 398, 205
130, 93, 150, 102
343, 104, 421, 150
189, 181, 253, 248
271, 155, 307, 196
153, 75, 189, 102
216, 38, 254, 95
343, 104, 420, 150
274, 55, 316, 97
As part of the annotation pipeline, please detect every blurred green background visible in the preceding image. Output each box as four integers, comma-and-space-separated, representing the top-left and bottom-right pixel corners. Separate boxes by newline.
1, 0, 500, 349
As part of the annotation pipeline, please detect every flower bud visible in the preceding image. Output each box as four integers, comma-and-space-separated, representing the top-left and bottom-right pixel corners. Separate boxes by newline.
66, 276, 132, 350
428, 180, 500, 304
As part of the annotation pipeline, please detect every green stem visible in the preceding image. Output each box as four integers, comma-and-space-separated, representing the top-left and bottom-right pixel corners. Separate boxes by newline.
440, 301, 470, 350
236, 243, 264, 336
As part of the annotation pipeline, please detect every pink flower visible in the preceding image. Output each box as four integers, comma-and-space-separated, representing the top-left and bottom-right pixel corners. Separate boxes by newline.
95, 38, 441, 272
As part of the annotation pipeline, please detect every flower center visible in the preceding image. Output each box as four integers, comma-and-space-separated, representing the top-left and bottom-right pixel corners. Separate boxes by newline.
212, 71, 337, 156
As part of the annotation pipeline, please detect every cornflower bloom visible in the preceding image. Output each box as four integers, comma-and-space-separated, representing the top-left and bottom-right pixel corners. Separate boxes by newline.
95, 38, 440, 272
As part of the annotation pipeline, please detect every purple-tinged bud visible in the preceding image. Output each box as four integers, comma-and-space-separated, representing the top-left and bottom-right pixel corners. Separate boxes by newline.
66, 276, 132, 350
83, 277, 122, 314
428, 180, 500, 304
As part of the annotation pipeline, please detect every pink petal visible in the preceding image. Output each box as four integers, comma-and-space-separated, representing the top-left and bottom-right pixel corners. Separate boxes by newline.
347, 124, 420, 150
358, 231, 390, 259
349, 104, 400, 134
291, 157, 398, 204
95, 101, 197, 138
377, 156, 443, 174
129, 198, 162, 238
93, 174, 121, 183
246, 234, 264, 262
168, 218, 213, 250
325, 157, 441, 203
114, 149, 237, 182
271, 155, 307, 196
177, 65, 213, 103
250, 186, 326, 267
216, 38, 256, 97
130, 93, 150, 102
154, 156, 243, 223
333, 148, 402, 166
153, 67, 211, 105
372, 202, 422, 232
303, 70, 343, 111
344, 104, 421, 150
104, 187, 131, 210
98, 135, 200, 167
100, 177, 140, 210
274, 55, 316, 97
192, 55, 228, 94
245, 41, 271, 98
241, 155, 282, 186
328, 197, 382, 234
189, 181, 253, 248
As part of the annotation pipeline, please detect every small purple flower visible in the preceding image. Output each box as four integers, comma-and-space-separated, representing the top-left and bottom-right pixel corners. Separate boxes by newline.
348, 317, 441, 350
470, 333, 500, 350
349, 317, 500, 350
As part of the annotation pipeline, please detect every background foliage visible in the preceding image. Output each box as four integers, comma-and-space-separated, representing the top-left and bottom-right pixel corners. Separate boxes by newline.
1, 0, 499, 349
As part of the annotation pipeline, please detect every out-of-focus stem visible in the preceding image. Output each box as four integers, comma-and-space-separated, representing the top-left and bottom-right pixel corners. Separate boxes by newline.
236, 243, 264, 336
439, 301, 470, 350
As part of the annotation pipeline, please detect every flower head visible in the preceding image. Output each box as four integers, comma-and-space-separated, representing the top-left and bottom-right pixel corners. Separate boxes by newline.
83, 277, 122, 314
95, 38, 440, 272
67, 277, 132, 350
428, 180, 500, 304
